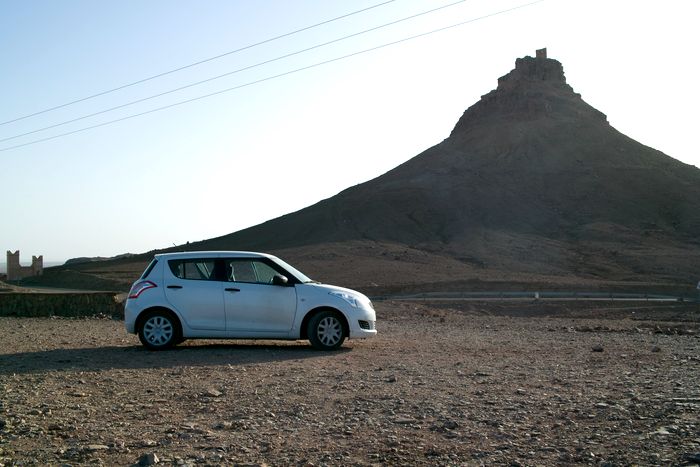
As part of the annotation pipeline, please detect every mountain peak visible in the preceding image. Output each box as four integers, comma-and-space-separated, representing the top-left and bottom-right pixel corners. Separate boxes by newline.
450, 49, 605, 137
497, 48, 567, 90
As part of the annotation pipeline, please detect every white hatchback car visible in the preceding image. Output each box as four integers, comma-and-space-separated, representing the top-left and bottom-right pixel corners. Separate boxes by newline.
124, 251, 377, 350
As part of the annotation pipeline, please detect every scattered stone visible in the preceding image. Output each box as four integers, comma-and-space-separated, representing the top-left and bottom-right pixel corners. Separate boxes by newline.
203, 388, 222, 398
443, 420, 458, 430
651, 346, 661, 353
387, 375, 397, 383
138, 452, 160, 465
214, 421, 233, 430
86, 444, 109, 451
591, 345, 604, 352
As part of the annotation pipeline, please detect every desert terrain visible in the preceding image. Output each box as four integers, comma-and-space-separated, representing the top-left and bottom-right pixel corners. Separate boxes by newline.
4, 46, 700, 467
1, 300, 699, 466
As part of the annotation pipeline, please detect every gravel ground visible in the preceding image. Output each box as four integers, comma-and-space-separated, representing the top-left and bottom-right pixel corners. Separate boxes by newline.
1, 301, 699, 466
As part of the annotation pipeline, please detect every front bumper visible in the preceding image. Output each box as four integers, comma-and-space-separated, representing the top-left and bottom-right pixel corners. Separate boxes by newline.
348, 317, 377, 339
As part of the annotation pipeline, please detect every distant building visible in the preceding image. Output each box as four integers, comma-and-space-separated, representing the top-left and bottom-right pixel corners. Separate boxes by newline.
536, 48, 547, 59
6, 250, 43, 281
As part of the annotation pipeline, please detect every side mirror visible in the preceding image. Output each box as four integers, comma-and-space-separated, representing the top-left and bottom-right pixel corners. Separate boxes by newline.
272, 274, 288, 286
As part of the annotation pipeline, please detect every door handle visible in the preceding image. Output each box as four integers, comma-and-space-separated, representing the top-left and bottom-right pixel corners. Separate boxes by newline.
225, 287, 240, 292
167, 285, 183, 289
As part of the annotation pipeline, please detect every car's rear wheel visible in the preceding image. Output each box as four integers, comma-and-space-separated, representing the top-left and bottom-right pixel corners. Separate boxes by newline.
138, 311, 180, 350
308, 310, 346, 350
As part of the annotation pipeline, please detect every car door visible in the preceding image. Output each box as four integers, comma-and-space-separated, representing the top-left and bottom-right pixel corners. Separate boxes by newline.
223, 258, 297, 333
163, 258, 226, 331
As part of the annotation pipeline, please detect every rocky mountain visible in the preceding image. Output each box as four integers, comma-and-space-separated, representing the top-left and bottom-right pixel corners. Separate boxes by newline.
30, 50, 700, 293
180, 50, 699, 289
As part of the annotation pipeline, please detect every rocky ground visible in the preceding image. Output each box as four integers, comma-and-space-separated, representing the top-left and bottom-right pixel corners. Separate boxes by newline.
1, 300, 699, 466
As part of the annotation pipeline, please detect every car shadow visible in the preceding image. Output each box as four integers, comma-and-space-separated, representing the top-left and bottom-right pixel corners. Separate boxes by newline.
0, 342, 351, 375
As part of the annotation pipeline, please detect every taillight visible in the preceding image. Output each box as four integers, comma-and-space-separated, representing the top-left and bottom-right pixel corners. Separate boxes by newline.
128, 280, 157, 299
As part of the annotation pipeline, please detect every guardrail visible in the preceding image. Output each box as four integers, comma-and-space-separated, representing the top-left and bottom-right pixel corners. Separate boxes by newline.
372, 291, 696, 302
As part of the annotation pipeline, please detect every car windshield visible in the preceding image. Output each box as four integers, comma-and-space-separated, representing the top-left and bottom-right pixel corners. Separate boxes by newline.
271, 256, 316, 283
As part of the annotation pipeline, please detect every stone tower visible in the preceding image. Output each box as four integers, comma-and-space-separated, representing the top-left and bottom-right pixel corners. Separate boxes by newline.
6, 250, 43, 281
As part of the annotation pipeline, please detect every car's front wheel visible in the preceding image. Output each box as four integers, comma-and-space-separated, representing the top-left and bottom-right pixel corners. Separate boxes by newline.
308, 310, 346, 350
138, 311, 180, 350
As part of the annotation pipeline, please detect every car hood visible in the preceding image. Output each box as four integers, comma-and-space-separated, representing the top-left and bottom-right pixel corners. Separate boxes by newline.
298, 282, 373, 308
303, 282, 366, 297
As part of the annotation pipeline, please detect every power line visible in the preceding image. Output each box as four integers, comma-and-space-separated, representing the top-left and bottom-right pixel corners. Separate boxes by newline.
0, 0, 396, 127
0, 0, 545, 153
0, 0, 468, 144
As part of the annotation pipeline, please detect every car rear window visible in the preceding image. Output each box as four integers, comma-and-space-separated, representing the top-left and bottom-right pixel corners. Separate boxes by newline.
168, 259, 217, 281
140, 259, 158, 279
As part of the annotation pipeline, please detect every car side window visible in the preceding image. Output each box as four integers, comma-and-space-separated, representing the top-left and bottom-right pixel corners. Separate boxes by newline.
230, 260, 256, 282
168, 259, 217, 281
227, 259, 281, 284
253, 261, 278, 284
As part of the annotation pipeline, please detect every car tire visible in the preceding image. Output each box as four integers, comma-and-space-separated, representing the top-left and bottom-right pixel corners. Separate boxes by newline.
308, 310, 346, 350
138, 310, 180, 350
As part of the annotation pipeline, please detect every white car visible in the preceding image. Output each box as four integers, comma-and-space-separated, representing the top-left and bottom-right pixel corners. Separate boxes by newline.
124, 251, 377, 350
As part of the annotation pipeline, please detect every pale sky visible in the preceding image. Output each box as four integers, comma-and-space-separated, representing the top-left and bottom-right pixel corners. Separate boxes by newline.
2, 0, 698, 263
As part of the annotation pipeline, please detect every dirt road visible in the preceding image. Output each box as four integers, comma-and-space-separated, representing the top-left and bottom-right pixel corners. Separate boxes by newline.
1, 301, 699, 466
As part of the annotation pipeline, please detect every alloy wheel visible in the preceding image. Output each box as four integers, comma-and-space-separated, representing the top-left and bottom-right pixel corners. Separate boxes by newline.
143, 315, 174, 346
316, 315, 342, 347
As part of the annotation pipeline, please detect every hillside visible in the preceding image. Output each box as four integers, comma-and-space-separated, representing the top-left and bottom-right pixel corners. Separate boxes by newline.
182, 50, 700, 287
26, 50, 700, 293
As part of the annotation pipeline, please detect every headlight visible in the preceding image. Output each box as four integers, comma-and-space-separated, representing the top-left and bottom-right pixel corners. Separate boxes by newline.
329, 291, 359, 308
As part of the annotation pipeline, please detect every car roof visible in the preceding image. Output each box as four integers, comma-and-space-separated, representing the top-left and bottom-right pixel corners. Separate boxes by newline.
153, 251, 274, 260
